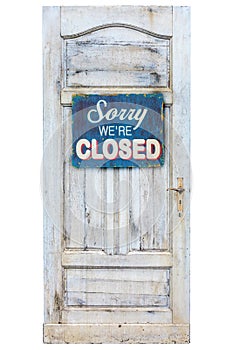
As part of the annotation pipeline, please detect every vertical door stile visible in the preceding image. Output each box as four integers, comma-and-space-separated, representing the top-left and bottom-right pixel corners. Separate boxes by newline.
172, 6, 190, 324
159, 104, 170, 251
43, 6, 63, 324
63, 107, 71, 247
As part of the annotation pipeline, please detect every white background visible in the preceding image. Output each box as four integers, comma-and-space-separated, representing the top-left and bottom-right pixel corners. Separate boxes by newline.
1, 0, 232, 348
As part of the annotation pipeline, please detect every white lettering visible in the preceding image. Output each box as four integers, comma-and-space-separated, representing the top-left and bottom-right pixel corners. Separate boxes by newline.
87, 99, 106, 123
92, 139, 104, 160
76, 139, 90, 160
102, 139, 118, 160
76, 138, 162, 162
118, 125, 126, 136
98, 125, 109, 136
125, 126, 132, 136
132, 109, 148, 130
87, 100, 147, 130
146, 139, 161, 160
108, 125, 115, 136
133, 139, 146, 160
119, 139, 132, 160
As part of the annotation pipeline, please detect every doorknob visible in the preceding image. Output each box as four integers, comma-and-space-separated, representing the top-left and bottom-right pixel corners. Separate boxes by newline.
167, 177, 185, 217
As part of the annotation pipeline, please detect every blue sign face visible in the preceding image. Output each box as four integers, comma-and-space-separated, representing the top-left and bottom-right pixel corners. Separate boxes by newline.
72, 94, 164, 168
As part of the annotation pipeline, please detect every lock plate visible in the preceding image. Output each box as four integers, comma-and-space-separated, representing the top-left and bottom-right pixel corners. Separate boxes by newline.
167, 177, 185, 217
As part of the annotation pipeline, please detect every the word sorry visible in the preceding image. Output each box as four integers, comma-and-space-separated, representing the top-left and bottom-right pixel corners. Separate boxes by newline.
87, 99, 148, 130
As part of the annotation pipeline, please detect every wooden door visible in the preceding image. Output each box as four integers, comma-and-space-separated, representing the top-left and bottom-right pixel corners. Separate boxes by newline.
43, 6, 190, 343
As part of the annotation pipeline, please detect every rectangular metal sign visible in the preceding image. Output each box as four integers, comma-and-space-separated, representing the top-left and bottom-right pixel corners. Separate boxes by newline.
72, 94, 164, 168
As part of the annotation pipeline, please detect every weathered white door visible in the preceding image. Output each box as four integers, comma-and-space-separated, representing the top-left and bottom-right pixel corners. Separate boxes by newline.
43, 6, 190, 343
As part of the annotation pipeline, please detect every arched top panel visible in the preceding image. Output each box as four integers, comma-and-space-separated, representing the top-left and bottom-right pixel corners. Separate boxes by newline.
63, 26, 171, 88
61, 6, 173, 38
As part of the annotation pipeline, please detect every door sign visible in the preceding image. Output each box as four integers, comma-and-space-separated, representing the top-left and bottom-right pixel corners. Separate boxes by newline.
72, 94, 164, 168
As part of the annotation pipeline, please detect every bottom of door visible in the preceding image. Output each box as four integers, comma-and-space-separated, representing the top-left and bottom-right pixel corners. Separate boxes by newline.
43, 323, 190, 344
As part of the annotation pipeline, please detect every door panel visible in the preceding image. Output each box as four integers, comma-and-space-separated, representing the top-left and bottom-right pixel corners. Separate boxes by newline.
63, 106, 170, 252
65, 268, 169, 307
43, 5, 190, 344
64, 28, 170, 87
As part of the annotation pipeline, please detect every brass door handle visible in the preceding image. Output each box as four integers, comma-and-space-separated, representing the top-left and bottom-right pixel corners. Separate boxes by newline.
167, 187, 185, 194
167, 177, 185, 217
